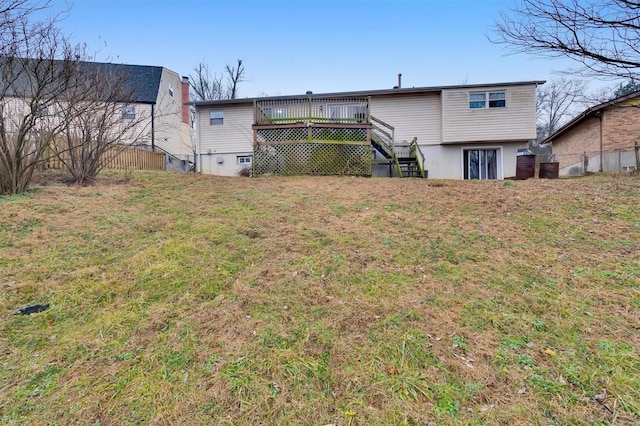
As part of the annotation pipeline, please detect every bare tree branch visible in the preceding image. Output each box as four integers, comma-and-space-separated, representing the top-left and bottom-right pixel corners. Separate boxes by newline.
537, 78, 587, 140
189, 62, 223, 102
225, 59, 245, 100
0, 1, 82, 194
50, 64, 151, 185
190, 59, 247, 101
493, 0, 640, 79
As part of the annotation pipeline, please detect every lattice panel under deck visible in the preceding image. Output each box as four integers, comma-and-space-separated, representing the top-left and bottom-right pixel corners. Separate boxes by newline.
311, 127, 367, 142
256, 128, 308, 143
254, 143, 371, 176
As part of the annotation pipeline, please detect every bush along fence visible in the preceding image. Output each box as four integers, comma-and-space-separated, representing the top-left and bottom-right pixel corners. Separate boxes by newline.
42, 146, 165, 172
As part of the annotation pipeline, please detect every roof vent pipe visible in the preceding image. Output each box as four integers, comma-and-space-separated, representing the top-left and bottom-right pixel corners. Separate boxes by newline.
398, 73, 402, 89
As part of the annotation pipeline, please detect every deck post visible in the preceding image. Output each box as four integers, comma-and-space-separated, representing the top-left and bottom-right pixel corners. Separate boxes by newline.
253, 99, 257, 125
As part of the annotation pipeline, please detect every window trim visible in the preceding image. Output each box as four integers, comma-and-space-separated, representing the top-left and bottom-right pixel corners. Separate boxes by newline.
36, 102, 48, 117
460, 146, 503, 180
237, 155, 252, 165
121, 105, 136, 120
469, 91, 506, 109
210, 110, 224, 125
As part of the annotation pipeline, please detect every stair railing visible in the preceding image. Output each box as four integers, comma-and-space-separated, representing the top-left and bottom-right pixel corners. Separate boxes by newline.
408, 137, 426, 178
370, 115, 395, 154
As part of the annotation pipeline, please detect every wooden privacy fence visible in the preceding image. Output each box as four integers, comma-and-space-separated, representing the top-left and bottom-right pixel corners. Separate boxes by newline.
43, 146, 165, 171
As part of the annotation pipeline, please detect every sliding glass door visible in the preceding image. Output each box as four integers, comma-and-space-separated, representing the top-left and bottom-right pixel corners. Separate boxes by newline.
464, 149, 498, 180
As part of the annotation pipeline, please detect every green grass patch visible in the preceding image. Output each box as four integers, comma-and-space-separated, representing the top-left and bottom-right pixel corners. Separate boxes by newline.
0, 171, 638, 424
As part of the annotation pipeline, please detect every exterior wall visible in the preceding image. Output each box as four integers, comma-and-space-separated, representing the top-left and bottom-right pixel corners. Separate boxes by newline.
550, 115, 601, 176
602, 101, 640, 152
153, 68, 193, 160
1, 97, 153, 146
551, 103, 640, 175
194, 83, 539, 178
422, 142, 525, 179
125, 103, 153, 145
200, 152, 253, 176
198, 103, 254, 154
441, 84, 537, 143
369, 93, 441, 145
601, 104, 640, 172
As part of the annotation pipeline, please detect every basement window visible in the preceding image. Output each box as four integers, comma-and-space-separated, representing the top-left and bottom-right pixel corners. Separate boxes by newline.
469, 91, 506, 109
237, 156, 252, 165
210, 110, 224, 125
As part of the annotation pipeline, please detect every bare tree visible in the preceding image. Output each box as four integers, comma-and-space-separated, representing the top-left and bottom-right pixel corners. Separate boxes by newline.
50, 64, 151, 185
189, 59, 246, 101
0, 1, 82, 195
189, 62, 223, 102
225, 59, 245, 100
536, 78, 587, 140
493, 0, 640, 79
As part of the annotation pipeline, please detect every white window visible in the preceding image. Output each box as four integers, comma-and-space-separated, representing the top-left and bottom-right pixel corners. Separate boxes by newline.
210, 110, 223, 125
168, 84, 174, 97
121, 105, 136, 120
237, 156, 252, 165
36, 102, 48, 117
469, 91, 506, 109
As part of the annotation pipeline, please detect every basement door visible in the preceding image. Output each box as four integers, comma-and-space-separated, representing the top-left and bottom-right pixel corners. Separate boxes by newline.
463, 149, 498, 179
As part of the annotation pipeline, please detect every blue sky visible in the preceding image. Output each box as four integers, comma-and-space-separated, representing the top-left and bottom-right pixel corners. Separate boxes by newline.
51, 0, 590, 97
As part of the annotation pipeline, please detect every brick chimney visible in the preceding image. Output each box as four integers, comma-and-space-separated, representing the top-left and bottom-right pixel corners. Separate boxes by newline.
181, 76, 190, 124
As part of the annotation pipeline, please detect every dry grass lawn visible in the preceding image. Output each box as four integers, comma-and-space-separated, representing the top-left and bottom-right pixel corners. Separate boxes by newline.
1, 171, 639, 425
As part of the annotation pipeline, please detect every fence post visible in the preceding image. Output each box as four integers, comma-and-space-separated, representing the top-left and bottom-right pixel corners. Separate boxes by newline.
618, 148, 622, 173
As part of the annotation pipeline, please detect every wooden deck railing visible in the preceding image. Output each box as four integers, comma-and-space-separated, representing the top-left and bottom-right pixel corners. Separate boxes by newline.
254, 97, 370, 125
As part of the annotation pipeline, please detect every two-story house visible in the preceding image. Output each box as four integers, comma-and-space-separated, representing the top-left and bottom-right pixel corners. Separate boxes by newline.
89, 62, 193, 168
193, 81, 543, 179
1, 59, 194, 171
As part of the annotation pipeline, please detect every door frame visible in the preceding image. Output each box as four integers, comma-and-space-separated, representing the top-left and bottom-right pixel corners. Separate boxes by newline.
460, 146, 503, 180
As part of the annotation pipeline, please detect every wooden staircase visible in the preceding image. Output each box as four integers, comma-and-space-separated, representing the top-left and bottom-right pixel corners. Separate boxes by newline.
371, 116, 426, 178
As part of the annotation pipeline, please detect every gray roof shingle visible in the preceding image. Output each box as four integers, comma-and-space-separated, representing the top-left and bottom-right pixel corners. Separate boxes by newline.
0, 58, 164, 104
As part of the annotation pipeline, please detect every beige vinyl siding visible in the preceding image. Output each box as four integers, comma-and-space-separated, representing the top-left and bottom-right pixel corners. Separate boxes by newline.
200, 152, 253, 176
369, 93, 441, 145
153, 68, 193, 158
441, 84, 537, 143
198, 104, 254, 154
423, 142, 525, 179
112, 102, 152, 145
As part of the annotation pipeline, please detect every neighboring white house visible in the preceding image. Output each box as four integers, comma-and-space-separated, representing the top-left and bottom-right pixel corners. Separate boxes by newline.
97, 63, 193, 167
193, 81, 542, 179
1, 59, 194, 171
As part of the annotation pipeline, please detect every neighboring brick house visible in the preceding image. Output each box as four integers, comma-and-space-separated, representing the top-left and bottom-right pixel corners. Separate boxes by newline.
542, 92, 640, 175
